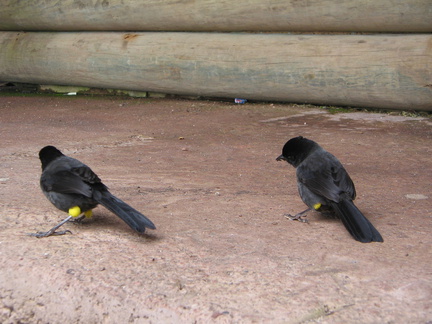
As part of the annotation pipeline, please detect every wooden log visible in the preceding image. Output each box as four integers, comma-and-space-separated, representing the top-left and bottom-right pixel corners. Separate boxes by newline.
0, 0, 431, 33
0, 32, 431, 110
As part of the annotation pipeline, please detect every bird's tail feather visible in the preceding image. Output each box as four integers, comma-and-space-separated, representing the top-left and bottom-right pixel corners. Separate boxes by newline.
96, 191, 156, 233
330, 200, 383, 243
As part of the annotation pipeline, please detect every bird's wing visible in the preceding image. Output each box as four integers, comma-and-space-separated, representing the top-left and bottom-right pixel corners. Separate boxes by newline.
70, 166, 102, 184
41, 169, 93, 197
40, 156, 103, 197
297, 152, 356, 203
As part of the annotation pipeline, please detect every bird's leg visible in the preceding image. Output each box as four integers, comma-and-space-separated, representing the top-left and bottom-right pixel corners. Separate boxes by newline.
28, 215, 73, 238
284, 208, 310, 223
69, 209, 92, 224
69, 207, 93, 224
68, 214, 86, 224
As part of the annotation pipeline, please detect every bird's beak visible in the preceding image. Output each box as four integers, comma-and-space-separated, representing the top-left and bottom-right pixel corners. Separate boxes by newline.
276, 155, 286, 161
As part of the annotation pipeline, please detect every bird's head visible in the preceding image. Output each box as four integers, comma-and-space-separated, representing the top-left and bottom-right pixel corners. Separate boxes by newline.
276, 136, 317, 167
39, 145, 64, 170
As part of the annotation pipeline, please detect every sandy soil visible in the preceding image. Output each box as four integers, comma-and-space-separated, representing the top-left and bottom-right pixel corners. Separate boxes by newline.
0, 96, 431, 323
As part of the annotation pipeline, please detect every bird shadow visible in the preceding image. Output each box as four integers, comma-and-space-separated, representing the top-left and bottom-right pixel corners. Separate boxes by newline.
69, 213, 162, 242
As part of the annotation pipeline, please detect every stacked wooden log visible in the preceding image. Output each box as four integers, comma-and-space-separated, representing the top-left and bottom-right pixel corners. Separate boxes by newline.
0, 0, 431, 110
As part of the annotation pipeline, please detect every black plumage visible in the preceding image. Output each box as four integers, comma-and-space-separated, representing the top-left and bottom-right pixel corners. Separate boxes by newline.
277, 136, 383, 243
31, 146, 156, 237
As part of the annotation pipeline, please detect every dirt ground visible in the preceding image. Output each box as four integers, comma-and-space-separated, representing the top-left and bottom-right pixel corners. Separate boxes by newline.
0, 95, 431, 323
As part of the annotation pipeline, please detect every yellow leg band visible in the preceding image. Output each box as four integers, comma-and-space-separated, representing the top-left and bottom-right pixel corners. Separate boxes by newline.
313, 203, 322, 210
68, 206, 82, 217
84, 210, 93, 218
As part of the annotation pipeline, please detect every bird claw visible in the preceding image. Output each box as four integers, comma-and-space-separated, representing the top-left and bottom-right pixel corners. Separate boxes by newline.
29, 215, 73, 238
28, 229, 72, 238
284, 213, 309, 223
51, 230, 73, 236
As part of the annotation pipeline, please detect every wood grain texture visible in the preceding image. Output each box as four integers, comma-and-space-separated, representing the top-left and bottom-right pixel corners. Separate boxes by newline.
1, 32, 431, 110
0, 0, 431, 32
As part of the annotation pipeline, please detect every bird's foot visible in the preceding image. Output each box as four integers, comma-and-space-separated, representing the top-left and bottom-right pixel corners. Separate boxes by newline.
284, 213, 309, 223
28, 229, 72, 238
284, 207, 311, 223
28, 215, 73, 238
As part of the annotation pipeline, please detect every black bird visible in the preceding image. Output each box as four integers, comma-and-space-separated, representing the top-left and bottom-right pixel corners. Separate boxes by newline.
30, 146, 156, 238
276, 136, 383, 243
